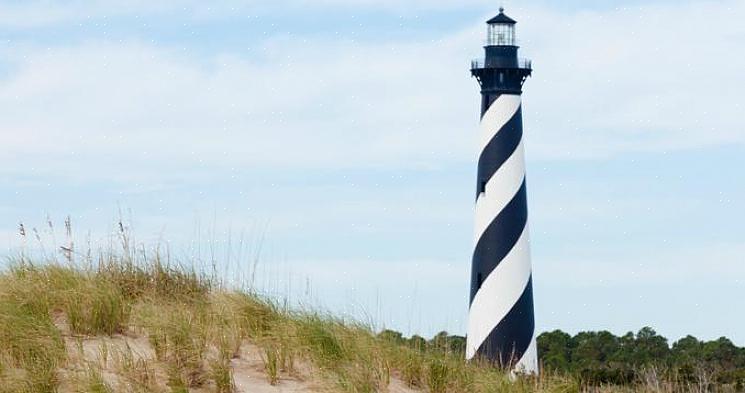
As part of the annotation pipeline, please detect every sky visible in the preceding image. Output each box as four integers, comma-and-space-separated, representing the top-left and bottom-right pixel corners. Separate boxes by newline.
1, 0, 744, 344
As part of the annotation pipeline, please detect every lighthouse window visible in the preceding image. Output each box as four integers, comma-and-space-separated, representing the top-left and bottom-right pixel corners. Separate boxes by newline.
479, 180, 486, 194
499, 73, 504, 84
487, 23, 515, 46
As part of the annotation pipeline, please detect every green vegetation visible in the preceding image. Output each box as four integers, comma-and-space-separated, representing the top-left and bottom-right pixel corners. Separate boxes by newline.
378, 327, 745, 391
537, 328, 745, 389
0, 252, 742, 392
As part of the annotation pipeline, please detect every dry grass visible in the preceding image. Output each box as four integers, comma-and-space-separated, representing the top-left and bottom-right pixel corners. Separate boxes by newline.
0, 253, 718, 393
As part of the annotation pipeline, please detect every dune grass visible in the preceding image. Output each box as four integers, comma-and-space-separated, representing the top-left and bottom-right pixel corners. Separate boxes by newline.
0, 253, 714, 392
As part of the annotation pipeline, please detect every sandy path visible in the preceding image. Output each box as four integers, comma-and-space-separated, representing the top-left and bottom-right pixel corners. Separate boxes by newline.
53, 313, 418, 392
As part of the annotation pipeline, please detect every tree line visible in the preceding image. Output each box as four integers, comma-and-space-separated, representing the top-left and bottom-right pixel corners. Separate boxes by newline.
378, 327, 745, 388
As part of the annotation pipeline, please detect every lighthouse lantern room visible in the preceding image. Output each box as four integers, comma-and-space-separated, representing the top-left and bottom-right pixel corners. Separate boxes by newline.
486, 7, 517, 46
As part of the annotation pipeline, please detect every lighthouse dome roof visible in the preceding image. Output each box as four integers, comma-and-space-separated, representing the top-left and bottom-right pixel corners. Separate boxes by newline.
487, 8, 517, 24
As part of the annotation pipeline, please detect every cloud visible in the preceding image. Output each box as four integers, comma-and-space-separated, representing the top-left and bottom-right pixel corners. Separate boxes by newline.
1, 1, 743, 185
0, 0, 496, 29
0, 1, 258, 28
0, 32, 478, 183
519, 1, 745, 159
537, 241, 745, 288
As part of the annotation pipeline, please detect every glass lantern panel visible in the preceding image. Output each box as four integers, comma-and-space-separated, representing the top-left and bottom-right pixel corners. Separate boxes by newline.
487, 24, 516, 46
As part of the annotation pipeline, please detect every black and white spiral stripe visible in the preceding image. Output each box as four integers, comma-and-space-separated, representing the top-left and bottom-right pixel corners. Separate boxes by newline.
466, 93, 537, 373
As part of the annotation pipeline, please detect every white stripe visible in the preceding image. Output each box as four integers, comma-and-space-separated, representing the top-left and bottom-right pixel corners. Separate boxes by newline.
466, 225, 532, 360
473, 139, 526, 245
479, 94, 521, 153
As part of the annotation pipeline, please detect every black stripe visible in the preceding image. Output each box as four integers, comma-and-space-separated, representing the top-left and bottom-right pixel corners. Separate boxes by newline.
476, 107, 523, 198
470, 180, 528, 303
475, 276, 535, 368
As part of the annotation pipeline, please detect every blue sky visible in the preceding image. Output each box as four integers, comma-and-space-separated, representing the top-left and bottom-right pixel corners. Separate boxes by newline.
1, 0, 744, 344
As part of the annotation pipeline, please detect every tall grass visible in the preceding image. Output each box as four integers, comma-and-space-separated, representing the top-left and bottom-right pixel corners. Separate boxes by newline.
0, 301, 65, 392
0, 247, 722, 392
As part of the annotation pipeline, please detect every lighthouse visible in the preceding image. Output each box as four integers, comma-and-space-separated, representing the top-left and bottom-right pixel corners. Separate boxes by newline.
466, 8, 537, 373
